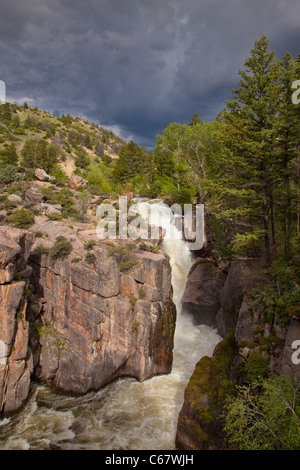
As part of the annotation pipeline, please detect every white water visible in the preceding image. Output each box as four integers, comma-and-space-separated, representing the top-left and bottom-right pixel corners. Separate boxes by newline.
0, 200, 221, 450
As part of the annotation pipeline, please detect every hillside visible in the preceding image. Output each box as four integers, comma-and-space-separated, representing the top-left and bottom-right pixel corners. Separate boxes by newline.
0, 102, 125, 193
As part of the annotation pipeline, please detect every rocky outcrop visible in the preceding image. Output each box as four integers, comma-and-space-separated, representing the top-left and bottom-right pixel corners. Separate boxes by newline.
67, 175, 88, 189
181, 258, 227, 327
35, 168, 55, 182
0, 214, 176, 415
27, 217, 176, 395
176, 332, 237, 450
216, 260, 263, 337
0, 227, 34, 417
175, 253, 300, 450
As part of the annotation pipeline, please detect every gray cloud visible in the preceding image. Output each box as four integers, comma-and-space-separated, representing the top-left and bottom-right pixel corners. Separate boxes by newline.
1, 0, 299, 148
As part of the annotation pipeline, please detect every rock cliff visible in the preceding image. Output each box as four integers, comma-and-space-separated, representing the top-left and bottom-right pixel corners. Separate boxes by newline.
0, 217, 176, 415
176, 239, 300, 450
0, 227, 34, 417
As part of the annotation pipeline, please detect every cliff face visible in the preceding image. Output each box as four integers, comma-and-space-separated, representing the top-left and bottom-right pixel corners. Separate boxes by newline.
0, 218, 176, 415
177, 251, 300, 450
0, 227, 34, 417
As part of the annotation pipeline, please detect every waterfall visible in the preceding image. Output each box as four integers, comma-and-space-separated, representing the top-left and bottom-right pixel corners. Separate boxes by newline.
0, 200, 221, 450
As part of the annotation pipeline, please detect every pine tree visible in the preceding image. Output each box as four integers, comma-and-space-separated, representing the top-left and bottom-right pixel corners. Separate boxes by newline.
3, 143, 18, 166
22, 138, 37, 168
112, 140, 144, 183
274, 52, 300, 255
222, 36, 282, 263
36, 140, 49, 169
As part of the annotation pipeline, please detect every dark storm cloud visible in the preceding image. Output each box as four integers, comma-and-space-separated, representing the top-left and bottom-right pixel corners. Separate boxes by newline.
1, 0, 299, 148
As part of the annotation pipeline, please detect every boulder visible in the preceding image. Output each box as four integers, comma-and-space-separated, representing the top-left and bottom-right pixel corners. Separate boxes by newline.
34, 203, 62, 217
34, 168, 55, 182
25, 189, 44, 205
7, 194, 22, 204
67, 175, 88, 189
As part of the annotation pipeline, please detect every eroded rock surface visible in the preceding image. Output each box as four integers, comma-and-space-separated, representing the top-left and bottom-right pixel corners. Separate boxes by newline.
0, 227, 34, 417
27, 218, 176, 395
0, 216, 176, 414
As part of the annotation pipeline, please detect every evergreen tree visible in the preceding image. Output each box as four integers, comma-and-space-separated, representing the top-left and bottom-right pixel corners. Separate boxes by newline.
112, 140, 144, 183
36, 139, 49, 169
3, 143, 18, 166
221, 36, 282, 263
274, 52, 300, 255
22, 138, 37, 168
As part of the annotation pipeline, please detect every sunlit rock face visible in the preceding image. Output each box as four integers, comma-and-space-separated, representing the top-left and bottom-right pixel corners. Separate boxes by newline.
27, 219, 176, 395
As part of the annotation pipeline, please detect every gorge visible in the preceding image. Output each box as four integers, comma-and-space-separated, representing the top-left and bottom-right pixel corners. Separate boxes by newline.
0, 198, 222, 450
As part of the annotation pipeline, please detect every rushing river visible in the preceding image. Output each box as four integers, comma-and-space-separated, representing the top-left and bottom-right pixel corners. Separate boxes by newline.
0, 200, 221, 450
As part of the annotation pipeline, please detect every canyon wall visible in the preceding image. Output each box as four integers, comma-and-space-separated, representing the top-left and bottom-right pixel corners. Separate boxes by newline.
0, 219, 176, 416
176, 248, 300, 450
0, 227, 35, 417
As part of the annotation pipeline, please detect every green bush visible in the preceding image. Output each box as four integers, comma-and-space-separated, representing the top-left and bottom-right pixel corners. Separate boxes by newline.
84, 239, 97, 251
49, 236, 72, 261
85, 252, 96, 264
0, 165, 20, 184
41, 187, 76, 218
223, 375, 300, 450
138, 287, 146, 299
7, 208, 35, 228
34, 243, 50, 255
245, 350, 269, 383
108, 245, 139, 272
119, 258, 139, 272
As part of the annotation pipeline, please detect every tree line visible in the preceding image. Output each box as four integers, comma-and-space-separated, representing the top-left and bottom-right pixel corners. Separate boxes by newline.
112, 36, 299, 264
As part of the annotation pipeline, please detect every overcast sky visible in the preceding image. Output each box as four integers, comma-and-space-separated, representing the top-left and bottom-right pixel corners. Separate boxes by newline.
1, 0, 299, 148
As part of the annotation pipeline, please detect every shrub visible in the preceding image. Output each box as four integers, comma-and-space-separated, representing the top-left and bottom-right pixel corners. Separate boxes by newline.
49, 236, 72, 261
244, 350, 269, 383
34, 231, 44, 238
0, 165, 20, 184
138, 287, 146, 299
7, 183, 26, 198
130, 294, 138, 309
223, 375, 300, 450
7, 208, 35, 228
41, 187, 76, 218
85, 252, 96, 264
108, 245, 139, 272
119, 258, 139, 272
84, 239, 97, 251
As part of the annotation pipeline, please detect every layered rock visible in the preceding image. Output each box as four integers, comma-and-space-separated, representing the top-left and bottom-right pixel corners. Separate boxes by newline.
0, 227, 34, 417
27, 217, 176, 395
